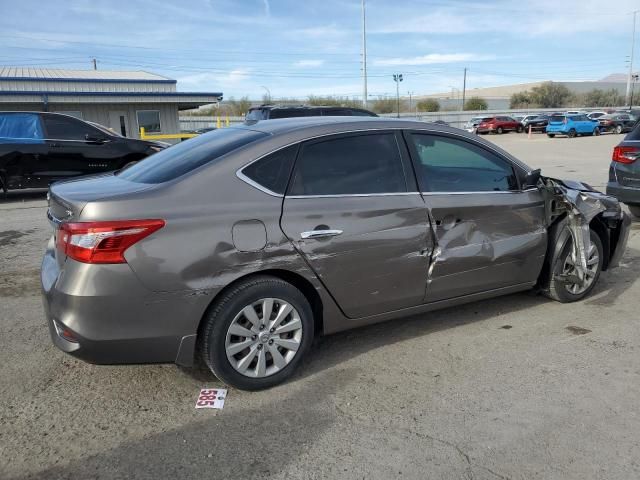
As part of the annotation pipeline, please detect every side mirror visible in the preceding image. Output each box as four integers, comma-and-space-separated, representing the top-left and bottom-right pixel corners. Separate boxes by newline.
85, 133, 107, 143
523, 168, 541, 189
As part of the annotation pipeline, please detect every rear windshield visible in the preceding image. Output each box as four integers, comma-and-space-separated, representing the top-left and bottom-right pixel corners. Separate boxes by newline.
550, 115, 565, 123
117, 128, 267, 184
246, 109, 268, 121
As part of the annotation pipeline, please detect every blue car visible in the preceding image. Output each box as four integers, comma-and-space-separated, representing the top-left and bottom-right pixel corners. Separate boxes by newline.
546, 114, 601, 138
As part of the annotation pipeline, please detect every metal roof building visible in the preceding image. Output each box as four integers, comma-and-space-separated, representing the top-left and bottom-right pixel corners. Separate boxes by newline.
0, 67, 222, 139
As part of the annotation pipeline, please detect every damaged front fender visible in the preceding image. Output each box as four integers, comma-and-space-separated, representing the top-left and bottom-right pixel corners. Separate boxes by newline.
538, 177, 630, 292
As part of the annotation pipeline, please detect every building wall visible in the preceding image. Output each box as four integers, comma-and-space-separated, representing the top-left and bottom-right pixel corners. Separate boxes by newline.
0, 102, 180, 139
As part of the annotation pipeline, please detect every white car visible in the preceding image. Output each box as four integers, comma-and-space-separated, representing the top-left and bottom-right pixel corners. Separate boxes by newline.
587, 111, 607, 120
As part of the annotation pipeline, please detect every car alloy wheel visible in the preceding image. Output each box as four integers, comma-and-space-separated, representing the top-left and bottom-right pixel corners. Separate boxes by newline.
225, 298, 303, 378
568, 129, 576, 138
497, 127, 503, 134
616, 125, 623, 134
562, 243, 600, 295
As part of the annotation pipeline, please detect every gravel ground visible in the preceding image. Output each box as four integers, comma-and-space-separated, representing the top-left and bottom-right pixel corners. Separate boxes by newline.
1, 132, 639, 480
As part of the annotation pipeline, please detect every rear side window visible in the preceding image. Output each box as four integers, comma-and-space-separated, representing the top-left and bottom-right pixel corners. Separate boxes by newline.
118, 128, 267, 184
269, 109, 310, 119
550, 115, 565, 123
288, 133, 407, 196
408, 134, 518, 193
246, 109, 268, 121
42, 115, 98, 140
241, 145, 298, 195
0, 113, 44, 143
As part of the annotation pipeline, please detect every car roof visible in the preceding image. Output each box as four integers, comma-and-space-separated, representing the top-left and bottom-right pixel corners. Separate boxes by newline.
231, 116, 533, 174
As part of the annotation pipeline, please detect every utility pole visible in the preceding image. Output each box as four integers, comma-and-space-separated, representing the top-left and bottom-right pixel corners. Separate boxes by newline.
393, 74, 403, 118
626, 10, 638, 107
462, 67, 467, 111
361, 0, 368, 108
92, 58, 97, 70
631, 74, 639, 107
408, 91, 414, 115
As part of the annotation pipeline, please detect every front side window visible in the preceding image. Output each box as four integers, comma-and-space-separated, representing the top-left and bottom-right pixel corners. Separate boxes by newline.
42, 115, 99, 140
136, 110, 161, 133
408, 133, 518, 193
288, 133, 407, 196
241, 144, 298, 195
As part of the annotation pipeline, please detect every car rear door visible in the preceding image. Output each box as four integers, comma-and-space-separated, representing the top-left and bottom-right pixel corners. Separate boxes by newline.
280, 130, 432, 318
404, 131, 547, 302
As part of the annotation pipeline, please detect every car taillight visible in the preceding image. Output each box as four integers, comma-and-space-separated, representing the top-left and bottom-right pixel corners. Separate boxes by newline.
56, 219, 165, 264
612, 146, 639, 164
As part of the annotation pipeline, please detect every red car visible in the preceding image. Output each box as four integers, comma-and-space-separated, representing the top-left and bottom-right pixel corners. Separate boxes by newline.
476, 116, 524, 134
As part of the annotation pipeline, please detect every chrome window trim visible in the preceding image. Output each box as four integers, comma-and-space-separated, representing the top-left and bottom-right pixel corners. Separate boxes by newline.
287, 192, 421, 199
421, 188, 539, 196
236, 126, 535, 198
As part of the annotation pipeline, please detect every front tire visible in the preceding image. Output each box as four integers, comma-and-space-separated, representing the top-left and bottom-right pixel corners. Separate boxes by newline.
201, 276, 314, 390
615, 124, 623, 134
547, 230, 603, 303
568, 129, 577, 138
517, 125, 524, 133
497, 127, 504, 134
593, 127, 600, 136
547, 133, 555, 138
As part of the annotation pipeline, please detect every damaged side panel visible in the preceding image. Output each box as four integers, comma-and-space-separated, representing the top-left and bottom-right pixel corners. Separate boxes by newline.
423, 190, 548, 303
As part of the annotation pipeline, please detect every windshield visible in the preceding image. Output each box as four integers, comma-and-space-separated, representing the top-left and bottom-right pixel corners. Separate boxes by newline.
117, 128, 267, 184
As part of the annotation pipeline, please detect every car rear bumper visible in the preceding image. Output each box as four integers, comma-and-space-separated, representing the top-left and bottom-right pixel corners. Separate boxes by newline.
41, 245, 206, 367
606, 182, 640, 205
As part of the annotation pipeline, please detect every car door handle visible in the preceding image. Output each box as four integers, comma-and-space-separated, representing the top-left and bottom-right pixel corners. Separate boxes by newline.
300, 229, 343, 239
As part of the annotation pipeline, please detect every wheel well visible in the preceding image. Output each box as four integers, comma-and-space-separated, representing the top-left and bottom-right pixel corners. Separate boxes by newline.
196, 269, 324, 341
589, 215, 611, 270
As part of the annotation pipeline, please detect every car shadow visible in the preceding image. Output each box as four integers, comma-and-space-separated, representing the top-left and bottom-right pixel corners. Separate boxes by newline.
14, 367, 357, 480
0, 189, 47, 204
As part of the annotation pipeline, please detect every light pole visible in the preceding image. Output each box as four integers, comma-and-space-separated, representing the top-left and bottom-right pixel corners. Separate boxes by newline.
361, 0, 368, 108
407, 91, 414, 116
261, 85, 271, 103
393, 73, 403, 118
631, 74, 639, 107
626, 10, 638, 107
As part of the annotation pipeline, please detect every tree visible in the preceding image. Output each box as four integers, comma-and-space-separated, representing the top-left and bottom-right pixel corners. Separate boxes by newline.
416, 98, 440, 112
510, 91, 532, 109
528, 82, 572, 108
371, 97, 398, 114
580, 88, 624, 107
464, 97, 488, 110
307, 95, 362, 108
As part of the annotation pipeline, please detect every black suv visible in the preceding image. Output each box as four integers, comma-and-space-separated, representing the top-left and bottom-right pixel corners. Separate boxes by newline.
245, 105, 377, 121
0, 112, 168, 192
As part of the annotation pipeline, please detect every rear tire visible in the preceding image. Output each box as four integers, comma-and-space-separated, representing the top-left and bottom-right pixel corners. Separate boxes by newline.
547, 133, 555, 138
627, 204, 640, 218
497, 127, 504, 134
516, 125, 524, 133
547, 230, 603, 303
615, 124, 623, 134
593, 127, 600, 136
568, 129, 577, 138
201, 276, 314, 391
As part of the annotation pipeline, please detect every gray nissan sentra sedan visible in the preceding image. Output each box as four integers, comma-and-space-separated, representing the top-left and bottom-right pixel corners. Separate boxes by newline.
42, 117, 630, 390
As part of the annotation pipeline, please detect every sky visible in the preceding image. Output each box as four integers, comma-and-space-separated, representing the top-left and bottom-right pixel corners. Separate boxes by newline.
0, 0, 638, 101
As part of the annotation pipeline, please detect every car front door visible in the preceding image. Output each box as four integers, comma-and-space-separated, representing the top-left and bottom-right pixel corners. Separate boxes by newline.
280, 131, 432, 319
405, 131, 547, 303
41, 114, 120, 183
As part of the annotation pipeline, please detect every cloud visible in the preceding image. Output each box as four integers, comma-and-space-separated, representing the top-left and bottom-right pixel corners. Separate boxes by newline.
294, 59, 325, 68
374, 53, 496, 66
262, 0, 270, 17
